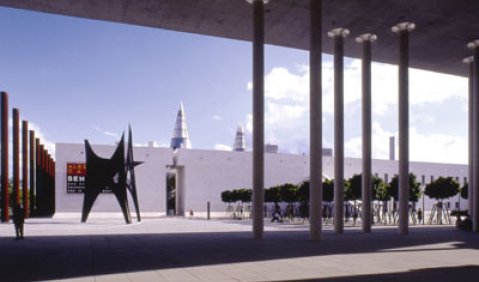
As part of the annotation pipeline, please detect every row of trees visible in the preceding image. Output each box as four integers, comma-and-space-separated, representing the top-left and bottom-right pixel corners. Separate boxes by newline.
221, 174, 464, 205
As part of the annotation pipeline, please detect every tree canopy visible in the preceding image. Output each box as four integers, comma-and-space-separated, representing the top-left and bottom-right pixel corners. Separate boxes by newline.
220, 173, 426, 205
265, 185, 281, 203
373, 175, 390, 201
297, 181, 309, 203
220, 188, 251, 203
323, 179, 334, 202
345, 174, 362, 201
425, 176, 460, 200
221, 190, 233, 203
279, 183, 298, 203
389, 173, 421, 202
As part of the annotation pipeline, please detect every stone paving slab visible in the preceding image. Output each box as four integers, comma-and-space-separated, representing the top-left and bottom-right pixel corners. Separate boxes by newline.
0, 217, 478, 281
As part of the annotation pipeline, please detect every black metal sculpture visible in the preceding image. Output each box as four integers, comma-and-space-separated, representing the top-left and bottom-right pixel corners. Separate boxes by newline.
81, 134, 132, 224
126, 125, 143, 221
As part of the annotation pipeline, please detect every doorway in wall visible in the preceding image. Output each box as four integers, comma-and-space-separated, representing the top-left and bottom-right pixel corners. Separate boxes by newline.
166, 172, 176, 216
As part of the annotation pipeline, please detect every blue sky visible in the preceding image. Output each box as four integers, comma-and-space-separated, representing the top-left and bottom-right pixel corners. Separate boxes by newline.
0, 7, 469, 164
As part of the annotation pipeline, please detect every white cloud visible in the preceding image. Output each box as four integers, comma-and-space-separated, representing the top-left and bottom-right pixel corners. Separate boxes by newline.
411, 112, 435, 125
244, 61, 468, 161
214, 144, 232, 151
345, 122, 467, 164
247, 81, 253, 91
245, 114, 252, 134
345, 122, 394, 160
134, 141, 169, 148
104, 131, 120, 139
410, 68, 467, 105
94, 126, 121, 140
409, 127, 467, 164
213, 115, 222, 121
28, 122, 56, 159
264, 67, 309, 104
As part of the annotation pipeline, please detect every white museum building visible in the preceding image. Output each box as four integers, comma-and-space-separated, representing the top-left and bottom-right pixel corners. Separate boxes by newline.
54, 104, 468, 219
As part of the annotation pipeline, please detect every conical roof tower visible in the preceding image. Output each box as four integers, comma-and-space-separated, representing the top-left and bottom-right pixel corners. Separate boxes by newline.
170, 102, 192, 150
232, 124, 246, 152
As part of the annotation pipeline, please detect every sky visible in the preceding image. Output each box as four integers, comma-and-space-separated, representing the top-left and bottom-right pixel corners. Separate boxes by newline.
0, 7, 469, 164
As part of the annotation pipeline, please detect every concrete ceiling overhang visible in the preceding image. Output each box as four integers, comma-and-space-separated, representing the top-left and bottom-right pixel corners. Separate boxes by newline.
1, 0, 478, 77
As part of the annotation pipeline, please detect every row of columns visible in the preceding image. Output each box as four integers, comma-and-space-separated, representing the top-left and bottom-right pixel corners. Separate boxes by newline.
249, 0, 419, 239
0, 91, 55, 222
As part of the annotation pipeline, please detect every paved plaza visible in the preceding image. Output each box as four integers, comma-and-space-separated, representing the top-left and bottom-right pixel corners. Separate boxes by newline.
0, 216, 478, 281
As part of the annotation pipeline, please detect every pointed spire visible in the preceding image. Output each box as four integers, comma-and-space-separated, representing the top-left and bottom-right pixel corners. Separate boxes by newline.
232, 123, 246, 152
170, 102, 192, 149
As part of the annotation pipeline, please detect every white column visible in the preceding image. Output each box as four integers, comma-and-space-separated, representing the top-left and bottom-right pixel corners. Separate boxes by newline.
356, 33, 377, 233
392, 22, 415, 235
175, 166, 185, 216
468, 40, 479, 232
247, 0, 269, 239
463, 56, 474, 218
309, 0, 323, 241
328, 27, 349, 234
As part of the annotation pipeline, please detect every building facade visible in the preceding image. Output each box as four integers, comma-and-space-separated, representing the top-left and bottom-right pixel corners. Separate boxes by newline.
55, 143, 468, 219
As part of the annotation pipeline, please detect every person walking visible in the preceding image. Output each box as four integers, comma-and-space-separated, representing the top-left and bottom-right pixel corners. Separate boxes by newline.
13, 204, 25, 240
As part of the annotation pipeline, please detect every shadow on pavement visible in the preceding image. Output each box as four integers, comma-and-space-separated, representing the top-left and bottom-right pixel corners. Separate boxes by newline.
0, 224, 477, 281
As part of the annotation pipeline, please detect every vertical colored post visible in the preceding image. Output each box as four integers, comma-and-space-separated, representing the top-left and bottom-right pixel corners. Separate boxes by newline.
52, 158, 55, 214
47, 154, 54, 215
356, 33, 377, 233
13, 108, 20, 205
47, 154, 51, 215
36, 140, 42, 215
392, 22, 415, 235
29, 130, 36, 216
22, 121, 29, 218
309, 0, 323, 241
1, 92, 8, 222
328, 27, 349, 234
42, 148, 47, 215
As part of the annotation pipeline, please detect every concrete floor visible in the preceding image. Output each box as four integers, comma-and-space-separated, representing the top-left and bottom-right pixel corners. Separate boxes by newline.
0, 217, 478, 281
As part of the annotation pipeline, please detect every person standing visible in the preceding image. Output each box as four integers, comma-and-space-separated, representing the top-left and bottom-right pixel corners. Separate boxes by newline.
417, 208, 423, 224
13, 204, 25, 240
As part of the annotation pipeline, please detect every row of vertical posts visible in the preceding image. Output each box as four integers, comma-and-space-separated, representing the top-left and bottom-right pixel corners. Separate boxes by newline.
0, 91, 55, 222
249, 0, 420, 239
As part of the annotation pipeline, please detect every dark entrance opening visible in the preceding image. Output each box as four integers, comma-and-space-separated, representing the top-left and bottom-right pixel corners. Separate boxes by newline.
166, 172, 176, 216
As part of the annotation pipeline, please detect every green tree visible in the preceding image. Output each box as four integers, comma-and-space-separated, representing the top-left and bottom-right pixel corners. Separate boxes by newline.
346, 174, 362, 201
372, 176, 390, 201
323, 179, 334, 202
389, 173, 421, 202
265, 185, 282, 203
297, 181, 309, 203
296, 180, 334, 202
279, 183, 298, 204
225, 188, 252, 204
221, 190, 233, 204
229, 189, 240, 203
236, 188, 252, 203
425, 177, 459, 201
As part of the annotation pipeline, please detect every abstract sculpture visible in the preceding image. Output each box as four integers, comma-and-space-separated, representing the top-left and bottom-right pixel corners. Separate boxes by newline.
126, 125, 143, 221
81, 134, 132, 223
